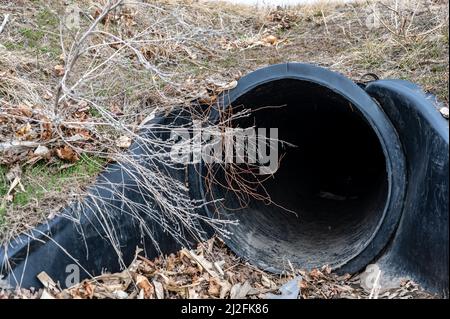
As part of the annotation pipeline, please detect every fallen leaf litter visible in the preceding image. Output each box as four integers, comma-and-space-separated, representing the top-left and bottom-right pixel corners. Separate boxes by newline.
0, 237, 436, 299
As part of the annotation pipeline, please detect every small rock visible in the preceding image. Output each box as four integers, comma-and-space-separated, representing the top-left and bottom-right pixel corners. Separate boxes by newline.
359, 264, 382, 293
439, 107, 449, 119
113, 290, 128, 299
116, 136, 132, 148
34, 145, 50, 156
266, 276, 302, 299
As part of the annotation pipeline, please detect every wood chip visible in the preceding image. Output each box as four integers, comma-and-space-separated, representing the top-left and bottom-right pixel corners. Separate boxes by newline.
153, 280, 164, 299
37, 271, 60, 295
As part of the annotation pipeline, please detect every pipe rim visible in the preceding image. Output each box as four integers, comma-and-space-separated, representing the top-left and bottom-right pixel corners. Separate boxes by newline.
198, 63, 407, 274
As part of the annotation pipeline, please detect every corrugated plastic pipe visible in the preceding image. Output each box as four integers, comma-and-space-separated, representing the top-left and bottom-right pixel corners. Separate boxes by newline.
1, 63, 448, 296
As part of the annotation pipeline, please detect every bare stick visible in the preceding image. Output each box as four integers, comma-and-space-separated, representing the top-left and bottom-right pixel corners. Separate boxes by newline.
0, 13, 10, 34
54, 0, 123, 114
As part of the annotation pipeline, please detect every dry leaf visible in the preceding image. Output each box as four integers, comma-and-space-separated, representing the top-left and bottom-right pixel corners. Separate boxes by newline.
4, 175, 23, 203
43, 91, 53, 100
54, 64, 65, 76
262, 35, 278, 45
83, 281, 95, 299
136, 274, 154, 298
6, 165, 21, 182
261, 275, 273, 288
110, 103, 124, 116
309, 268, 324, 280
140, 46, 156, 61
56, 145, 79, 162
322, 265, 332, 275
230, 281, 252, 299
208, 277, 221, 297
198, 94, 217, 104
40, 120, 52, 140
77, 100, 89, 112
16, 123, 31, 137
12, 235, 433, 299
17, 104, 33, 117
221, 80, 238, 91
182, 249, 219, 278
188, 287, 199, 299
299, 280, 309, 290
76, 129, 91, 140
219, 280, 232, 299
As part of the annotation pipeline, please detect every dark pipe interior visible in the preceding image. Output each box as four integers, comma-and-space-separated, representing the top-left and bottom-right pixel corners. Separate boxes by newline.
208, 79, 389, 270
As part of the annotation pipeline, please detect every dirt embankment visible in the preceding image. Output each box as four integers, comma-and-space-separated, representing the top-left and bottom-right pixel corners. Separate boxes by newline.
0, 0, 448, 299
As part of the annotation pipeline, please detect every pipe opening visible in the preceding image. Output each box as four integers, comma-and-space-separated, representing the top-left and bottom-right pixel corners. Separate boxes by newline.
205, 79, 390, 271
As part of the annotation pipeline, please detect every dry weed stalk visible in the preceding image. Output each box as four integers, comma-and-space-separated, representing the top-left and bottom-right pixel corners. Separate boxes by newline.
0, 0, 288, 282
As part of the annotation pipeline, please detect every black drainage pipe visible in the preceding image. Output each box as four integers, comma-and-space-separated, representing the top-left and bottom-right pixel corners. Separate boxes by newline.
194, 63, 407, 275
0, 63, 448, 296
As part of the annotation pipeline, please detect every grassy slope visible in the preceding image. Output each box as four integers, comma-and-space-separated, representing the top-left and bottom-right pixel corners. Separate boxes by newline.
213, 1, 449, 102
0, 1, 103, 239
0, 156, 105, 240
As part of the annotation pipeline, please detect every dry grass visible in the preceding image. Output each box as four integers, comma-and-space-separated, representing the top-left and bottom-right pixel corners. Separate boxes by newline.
0, 0, 448, 264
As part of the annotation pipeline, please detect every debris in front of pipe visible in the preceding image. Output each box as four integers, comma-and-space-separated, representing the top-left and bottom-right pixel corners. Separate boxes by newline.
0, 237, 435, 299
266, 276, 302, 299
